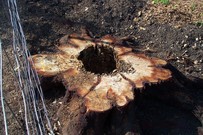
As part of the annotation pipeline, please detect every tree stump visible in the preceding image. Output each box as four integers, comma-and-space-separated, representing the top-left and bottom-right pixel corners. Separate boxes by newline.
55, 64, 203, 135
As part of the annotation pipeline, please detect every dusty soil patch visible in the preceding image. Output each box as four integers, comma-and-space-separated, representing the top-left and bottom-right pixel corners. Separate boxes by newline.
139, 0, 203, 27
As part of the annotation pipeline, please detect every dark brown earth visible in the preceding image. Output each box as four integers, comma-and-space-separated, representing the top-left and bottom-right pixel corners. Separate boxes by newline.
1, 0, 203, 135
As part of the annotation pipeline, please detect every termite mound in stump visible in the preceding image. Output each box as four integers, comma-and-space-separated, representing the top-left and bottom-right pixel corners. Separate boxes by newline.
29, 29, 182, 134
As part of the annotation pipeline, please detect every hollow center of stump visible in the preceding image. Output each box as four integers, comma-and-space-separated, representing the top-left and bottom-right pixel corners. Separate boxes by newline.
78, 45, 117, 74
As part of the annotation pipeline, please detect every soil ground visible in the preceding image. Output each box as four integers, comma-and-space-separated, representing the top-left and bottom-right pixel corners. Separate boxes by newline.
1, 0, 203, 135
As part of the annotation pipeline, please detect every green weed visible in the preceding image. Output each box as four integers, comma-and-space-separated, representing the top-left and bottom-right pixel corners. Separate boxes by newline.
153, 0, 170, 5
196, 21, 203, 27
191, 3, 196, 11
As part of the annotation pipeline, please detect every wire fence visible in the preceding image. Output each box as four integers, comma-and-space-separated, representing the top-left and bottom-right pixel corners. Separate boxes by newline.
0, 0, 54, 134
0, 39, 9, 135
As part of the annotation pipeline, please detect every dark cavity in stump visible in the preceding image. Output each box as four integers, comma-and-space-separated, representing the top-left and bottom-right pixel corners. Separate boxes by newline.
78, 45, 117, 74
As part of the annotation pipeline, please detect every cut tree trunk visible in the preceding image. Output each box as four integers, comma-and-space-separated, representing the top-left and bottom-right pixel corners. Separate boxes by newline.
55, 64, 203, 135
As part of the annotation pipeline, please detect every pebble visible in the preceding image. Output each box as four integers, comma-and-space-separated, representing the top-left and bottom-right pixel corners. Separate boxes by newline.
133, 17, 139, 22
194, 60, 198, 65
138, 11, 142, 17
52, 100, 57, 104
185, 35, 188, 38
139, 27, 146, 30
84, 7, 88, 11
129, 25, 134, 29
183, 44, 188, 48
192, 43, 197, 49
59, 102, 62, 104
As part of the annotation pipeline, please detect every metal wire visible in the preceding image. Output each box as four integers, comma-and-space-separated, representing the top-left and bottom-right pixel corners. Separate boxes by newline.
0, 39, 8, 135
1, 0, 55, 134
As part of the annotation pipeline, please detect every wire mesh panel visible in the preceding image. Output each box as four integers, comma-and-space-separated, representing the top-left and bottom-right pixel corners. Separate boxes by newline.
0, 0, 54, 134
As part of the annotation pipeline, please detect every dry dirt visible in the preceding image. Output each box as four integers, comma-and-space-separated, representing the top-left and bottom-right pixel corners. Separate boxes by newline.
1, 0, 203, 135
